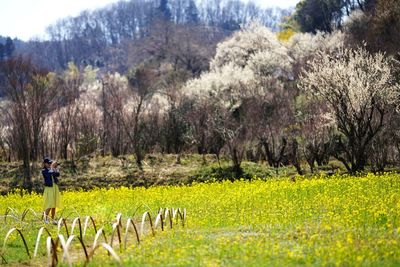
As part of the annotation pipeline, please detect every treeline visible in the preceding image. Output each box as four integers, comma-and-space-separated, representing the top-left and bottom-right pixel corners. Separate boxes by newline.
14, 0, 292, 72
290, 0, 400, 56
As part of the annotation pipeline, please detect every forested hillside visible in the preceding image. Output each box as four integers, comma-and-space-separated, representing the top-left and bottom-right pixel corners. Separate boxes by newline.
4, 0, 292, 72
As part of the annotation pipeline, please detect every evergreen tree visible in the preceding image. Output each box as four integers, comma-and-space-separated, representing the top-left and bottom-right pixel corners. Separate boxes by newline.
158, 0, 172, 21
0, 43, 4, 61
293, 0, 343, 33
4, 37, 15, 58
185, 0, 200, 25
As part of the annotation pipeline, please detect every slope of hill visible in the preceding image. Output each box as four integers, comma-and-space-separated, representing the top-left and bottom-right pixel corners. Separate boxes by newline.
12, 0, 293, 72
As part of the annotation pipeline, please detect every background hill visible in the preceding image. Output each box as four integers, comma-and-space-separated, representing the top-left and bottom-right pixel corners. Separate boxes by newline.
2, 0, 292, 73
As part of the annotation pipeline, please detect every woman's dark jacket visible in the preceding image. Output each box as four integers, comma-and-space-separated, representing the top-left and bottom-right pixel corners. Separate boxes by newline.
42, 168, 60, 187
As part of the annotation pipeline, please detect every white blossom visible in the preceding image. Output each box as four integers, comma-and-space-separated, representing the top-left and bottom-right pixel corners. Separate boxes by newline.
299, 47, 400, 122
184, 22, 290, 108
286, 30, 345, 62
210, 21, 284, 70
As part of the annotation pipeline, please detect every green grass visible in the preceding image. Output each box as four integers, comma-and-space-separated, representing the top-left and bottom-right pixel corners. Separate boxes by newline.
0, 173, 399, 266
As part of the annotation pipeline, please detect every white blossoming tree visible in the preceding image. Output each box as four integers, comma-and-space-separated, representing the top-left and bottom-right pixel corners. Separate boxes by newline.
184, 22, 294, 176
286, 31, 346, 172
299, 47, 400, 172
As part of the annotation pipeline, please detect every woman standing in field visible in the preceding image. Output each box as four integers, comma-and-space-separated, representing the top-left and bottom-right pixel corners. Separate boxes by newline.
42, 157, 61, 224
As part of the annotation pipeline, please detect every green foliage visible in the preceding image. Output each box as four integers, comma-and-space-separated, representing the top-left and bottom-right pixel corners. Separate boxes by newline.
293, 0, 343, 33
161, 102, 191, 154
189, 161, 298, 182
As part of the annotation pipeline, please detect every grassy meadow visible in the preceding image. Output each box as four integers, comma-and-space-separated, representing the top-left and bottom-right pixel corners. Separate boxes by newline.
0, 172, 399, 266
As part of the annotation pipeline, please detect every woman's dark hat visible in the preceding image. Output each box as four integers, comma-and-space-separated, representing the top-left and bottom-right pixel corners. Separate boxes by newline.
43, 157, 53, 164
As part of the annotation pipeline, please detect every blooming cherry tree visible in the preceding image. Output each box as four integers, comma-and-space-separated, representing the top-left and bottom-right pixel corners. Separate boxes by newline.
299, 47, 400, 172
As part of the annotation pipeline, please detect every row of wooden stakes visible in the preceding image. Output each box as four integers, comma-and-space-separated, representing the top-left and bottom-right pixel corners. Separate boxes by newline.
0, 207, 186, 266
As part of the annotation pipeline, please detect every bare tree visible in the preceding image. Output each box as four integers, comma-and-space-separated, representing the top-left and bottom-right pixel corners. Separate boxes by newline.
208, 103, 248, 178
100, 73, 128, 157
55, 63, 83, 160
122, 63, 157, 170
0, 57, 58, 189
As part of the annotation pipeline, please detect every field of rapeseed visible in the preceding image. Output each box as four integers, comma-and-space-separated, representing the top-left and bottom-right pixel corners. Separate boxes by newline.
0, 173, 399, 266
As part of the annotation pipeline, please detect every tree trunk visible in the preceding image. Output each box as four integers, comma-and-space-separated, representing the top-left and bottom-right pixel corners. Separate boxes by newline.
261, 138, 286, 169
176, 153, 181, 164
134, 143, 143, 171
22, 157, 32, 191
290, 139, 303, 175
231, 147, 243, 179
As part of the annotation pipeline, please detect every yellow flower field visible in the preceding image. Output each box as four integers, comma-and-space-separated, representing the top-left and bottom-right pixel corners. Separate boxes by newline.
1, 173, 399, 266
